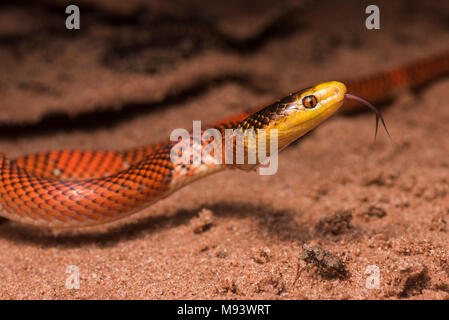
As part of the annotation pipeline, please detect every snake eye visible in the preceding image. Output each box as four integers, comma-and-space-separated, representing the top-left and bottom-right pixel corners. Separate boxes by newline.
302, 95, 318, 109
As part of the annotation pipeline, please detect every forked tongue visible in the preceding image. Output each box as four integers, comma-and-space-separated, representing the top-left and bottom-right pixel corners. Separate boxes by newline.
344, 93, 391, 140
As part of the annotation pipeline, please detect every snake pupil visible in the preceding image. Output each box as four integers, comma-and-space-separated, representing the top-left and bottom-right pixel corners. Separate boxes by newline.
302, 95, 318, 109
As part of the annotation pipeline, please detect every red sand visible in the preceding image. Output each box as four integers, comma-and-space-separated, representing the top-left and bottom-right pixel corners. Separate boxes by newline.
0, 0, 449, 299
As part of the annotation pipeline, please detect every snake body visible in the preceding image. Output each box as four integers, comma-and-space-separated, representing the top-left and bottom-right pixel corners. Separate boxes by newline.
0, 82, 347, 227
1, 51, 449, 228
343, 50, 449, 112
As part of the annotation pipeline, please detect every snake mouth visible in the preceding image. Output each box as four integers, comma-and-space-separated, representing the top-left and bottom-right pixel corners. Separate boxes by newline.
344, 93, 391, 140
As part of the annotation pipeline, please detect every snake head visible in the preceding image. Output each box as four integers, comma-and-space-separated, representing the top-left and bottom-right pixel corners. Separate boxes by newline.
265, 81, 347, 151
229, 81, 346, 169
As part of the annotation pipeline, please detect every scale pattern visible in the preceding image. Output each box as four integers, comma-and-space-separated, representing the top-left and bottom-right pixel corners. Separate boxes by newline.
0, 144, 175, 227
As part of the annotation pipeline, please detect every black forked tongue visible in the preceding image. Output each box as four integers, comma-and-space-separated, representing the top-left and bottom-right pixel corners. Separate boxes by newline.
344, 93, 391, 140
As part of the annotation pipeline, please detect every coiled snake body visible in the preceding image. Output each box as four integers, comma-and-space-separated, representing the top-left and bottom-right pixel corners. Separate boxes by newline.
1, 51, 449, 228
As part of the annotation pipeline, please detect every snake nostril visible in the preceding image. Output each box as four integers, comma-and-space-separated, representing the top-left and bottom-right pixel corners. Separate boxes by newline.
334, 87, 340, 95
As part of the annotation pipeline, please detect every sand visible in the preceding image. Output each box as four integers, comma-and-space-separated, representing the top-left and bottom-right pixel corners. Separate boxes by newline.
0, 0, 449, 299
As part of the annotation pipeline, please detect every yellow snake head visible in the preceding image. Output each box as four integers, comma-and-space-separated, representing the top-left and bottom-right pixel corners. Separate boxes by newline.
234, 80, 389, 169
236, 81, 347, 157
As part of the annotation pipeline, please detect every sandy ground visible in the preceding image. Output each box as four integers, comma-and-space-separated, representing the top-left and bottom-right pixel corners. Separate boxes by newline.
0, 0, 449, 299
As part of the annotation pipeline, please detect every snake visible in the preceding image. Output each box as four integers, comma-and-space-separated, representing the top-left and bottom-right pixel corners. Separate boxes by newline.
1, 50, 448, 228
